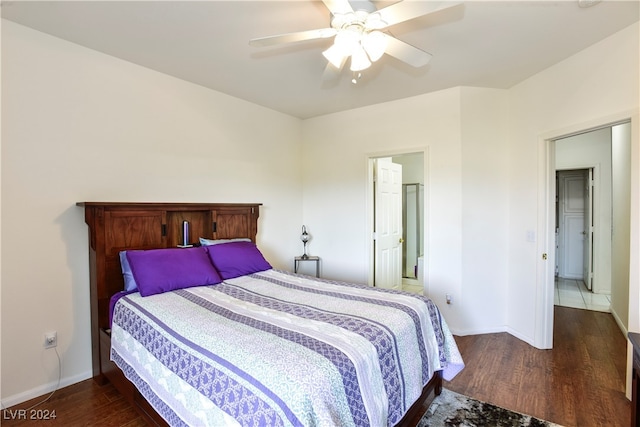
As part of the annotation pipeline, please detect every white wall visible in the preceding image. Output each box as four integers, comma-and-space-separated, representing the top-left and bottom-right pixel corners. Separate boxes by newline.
556, 127, 613, 295
1, 20, 303, 405
459, 87, 510, 333
393, 153, 423, 185
507, 22, 639, 346
302, 86, 511, 335
612, 122, 632, 331
302, 87, 461, 296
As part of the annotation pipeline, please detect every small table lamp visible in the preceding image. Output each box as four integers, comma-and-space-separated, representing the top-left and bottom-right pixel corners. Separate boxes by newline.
300, 225, 311, 259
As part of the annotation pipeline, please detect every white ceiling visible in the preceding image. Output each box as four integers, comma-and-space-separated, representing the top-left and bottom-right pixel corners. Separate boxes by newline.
2, 0, 639, 119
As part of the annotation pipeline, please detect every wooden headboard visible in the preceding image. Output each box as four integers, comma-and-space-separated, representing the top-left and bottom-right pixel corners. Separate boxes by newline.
77, 202, 261, 383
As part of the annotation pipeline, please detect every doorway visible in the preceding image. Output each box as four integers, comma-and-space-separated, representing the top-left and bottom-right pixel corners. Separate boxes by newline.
554, 168, 611, 312
556, 169, 591, 284
539, 119, 632, 350
368, 151, 425, 293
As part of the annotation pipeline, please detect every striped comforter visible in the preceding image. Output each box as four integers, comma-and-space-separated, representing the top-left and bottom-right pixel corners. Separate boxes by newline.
110, 269, 463, 427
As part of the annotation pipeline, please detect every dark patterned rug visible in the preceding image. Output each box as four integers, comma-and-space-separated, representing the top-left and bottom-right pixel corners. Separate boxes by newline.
418, 389, 564, 427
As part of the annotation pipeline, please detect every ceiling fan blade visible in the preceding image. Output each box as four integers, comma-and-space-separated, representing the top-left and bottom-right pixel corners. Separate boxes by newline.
322, 0, 353, 15
249, 28, 337, 47
376, 1, 462, 28
383, 35, 432, 68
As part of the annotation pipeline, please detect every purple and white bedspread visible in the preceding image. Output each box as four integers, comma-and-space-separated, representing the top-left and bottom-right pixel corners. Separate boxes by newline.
110, 269, 464, 427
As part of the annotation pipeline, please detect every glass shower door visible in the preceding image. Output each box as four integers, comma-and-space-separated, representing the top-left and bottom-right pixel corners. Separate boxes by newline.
402, 183, 424, 279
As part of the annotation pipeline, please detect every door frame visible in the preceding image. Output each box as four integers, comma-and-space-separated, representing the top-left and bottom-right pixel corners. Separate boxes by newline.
366, 148, 428, 288
537, 111, 639, 393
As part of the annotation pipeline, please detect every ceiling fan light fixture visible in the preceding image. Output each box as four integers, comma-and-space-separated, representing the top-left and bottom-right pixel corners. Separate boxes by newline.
251, 0, 455, 79
322, 44, 348, 68
362, 31, 387, 62
330, 13, 349, 29
365, 12, 386, 30
334, 28, 361, 55
350, 45, 372, 71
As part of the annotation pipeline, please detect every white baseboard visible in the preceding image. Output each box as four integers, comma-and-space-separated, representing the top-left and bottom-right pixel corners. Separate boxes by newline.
451, 308, 630, 352
450, 325, 541, 349
610, 306, 629, 337
1, 370, 92, 409
504, 326, 537, 348
609, 306, 632, 401
449, 325, 510, 338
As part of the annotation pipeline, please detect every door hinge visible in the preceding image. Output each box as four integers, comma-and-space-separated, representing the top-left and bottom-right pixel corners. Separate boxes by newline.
212, 222, 217, 233
161, 224, 167, 237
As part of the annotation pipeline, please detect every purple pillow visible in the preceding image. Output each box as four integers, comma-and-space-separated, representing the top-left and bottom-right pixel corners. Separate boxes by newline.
204, 241, 272, 280
126, 247, 222, 297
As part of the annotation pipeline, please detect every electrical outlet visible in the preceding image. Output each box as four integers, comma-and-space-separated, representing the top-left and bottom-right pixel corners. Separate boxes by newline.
44, 331, 57, 349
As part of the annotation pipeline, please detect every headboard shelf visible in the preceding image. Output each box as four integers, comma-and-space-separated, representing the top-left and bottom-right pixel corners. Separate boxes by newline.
78, 202, 262, 382
77, 201, 261, 210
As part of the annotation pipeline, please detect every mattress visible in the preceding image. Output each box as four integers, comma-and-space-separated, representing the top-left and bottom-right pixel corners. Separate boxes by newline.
110, 269, 463, 427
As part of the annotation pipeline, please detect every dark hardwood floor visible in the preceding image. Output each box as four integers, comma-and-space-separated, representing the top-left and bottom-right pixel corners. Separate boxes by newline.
446, 306, 630, 427
2, 306, 629, 426
1, 378, 146, 426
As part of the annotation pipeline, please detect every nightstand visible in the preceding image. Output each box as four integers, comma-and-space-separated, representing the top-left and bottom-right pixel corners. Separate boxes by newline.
294, 256, 320, 277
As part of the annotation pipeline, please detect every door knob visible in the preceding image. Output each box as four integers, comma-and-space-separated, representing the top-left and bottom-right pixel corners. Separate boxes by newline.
399, 238, 405, 243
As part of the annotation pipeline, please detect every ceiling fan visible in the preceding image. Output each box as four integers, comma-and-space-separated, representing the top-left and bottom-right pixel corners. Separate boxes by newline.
249, 0, 460, 76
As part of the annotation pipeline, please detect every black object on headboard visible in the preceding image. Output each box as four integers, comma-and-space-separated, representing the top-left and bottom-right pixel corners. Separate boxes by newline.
76, 202, 261, 383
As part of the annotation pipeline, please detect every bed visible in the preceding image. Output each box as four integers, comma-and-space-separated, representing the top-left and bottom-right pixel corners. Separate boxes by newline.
78, 202, 463, 427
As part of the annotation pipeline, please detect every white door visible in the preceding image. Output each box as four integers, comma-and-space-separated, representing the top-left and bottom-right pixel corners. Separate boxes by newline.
583, 168, 594, 290
374, 159, 403, 290
558, 171, 586, 280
